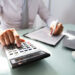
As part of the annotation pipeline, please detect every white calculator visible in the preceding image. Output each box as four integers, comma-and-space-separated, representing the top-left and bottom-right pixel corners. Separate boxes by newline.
4, 42, 50, 68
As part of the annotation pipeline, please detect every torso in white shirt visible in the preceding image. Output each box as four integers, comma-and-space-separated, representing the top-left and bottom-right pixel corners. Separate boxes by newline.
0, 0, 39, 30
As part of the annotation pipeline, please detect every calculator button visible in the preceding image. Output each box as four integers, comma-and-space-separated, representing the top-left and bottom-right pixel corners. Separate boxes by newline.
23, 48, 27, 49
26, 46, 30, 48
10, 53, 13, 55
14, 50, 18, 52
15, 52, 18, 53
19, 45, 26, 49
21, 45, 25, 48
9, 51, 12, 53
24, 49, 28, 51
28, 48, 32, 50
25, 45, 29, 47
14, 52, 18, 55
33, 47, 37, 49
18, 48, 23, 50
20, 51, 24, 53
23, 48, 27, 50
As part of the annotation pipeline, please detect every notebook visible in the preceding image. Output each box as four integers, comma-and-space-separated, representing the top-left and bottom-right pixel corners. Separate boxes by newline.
23, 27, 64, 46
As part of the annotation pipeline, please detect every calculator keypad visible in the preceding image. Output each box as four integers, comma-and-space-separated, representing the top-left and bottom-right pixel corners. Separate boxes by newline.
4, 42, 50, 68
5, 42, 39, 59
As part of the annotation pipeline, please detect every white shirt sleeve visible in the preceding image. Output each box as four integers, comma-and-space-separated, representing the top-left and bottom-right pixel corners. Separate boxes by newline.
38, 0, 50, 22
0, 0, 2, 16
0, 6, 2, 15
38, 0, 59, 28
46, 16, 59, 27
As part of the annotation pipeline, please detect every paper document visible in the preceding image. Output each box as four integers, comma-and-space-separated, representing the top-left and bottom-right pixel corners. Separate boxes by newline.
24, 27, 64, 46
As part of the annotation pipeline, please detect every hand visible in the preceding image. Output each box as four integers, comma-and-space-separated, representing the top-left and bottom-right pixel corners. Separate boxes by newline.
0, 29, 25, 47
50, 23, 64, 36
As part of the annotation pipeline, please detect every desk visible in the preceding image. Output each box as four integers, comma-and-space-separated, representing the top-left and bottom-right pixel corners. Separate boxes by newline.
0, 24, 75, 75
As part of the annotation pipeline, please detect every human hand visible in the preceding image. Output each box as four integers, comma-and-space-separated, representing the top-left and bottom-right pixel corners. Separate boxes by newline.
0, 29, 25, 47
50, 23, 64, 36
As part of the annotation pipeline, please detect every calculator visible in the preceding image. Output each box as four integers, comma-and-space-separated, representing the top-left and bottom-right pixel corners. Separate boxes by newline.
4, 42, 50, 68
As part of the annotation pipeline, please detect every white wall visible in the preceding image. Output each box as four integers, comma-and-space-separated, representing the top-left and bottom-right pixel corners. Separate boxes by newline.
50, 0, 75, 24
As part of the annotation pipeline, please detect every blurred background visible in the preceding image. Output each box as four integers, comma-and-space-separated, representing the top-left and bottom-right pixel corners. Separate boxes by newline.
50, 0, 75, 24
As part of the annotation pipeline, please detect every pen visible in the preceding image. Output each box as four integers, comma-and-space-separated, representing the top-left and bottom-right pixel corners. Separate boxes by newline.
50, 20, 59, 35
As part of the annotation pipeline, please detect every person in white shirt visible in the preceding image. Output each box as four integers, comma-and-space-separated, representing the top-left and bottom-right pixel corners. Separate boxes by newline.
0, 0, 63, 47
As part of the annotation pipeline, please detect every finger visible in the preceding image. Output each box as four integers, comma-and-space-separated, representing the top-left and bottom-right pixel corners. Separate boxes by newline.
0, 34, 6, 46
6, 30, 15, 44
58, 23, 63, 34
12, 29, 21, 47
20, 38, 25, 42
4, 32, 10, 45
53, 23, 63, 35
15, 35, 21, 47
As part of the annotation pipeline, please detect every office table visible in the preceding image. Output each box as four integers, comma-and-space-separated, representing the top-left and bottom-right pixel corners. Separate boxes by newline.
0, 24, 75, 75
